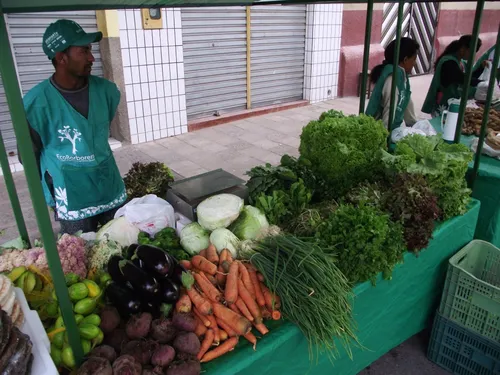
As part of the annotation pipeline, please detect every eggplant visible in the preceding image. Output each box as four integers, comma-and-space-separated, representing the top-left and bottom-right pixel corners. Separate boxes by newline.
126, 244, 139, 259
105, 282, 142, 316
159, 279, 180, 304
119, 259, 161, 300
136, 245, 175, 278
131, 257, 144, 269
171, 263, 188, 286
107, 255, 128, 285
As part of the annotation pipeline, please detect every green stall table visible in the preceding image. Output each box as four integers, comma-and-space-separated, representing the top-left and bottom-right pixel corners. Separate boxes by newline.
203, 199, 481, 375
430, 116, 500, 247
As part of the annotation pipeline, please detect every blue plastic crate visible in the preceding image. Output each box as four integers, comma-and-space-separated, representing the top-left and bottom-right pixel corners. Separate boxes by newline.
428, 311, 500, 375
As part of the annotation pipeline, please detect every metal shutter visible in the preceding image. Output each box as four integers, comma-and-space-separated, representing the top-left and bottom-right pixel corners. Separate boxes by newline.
250, 5, 306, 108
182, 7, 247, 120
0, 11, 103, 153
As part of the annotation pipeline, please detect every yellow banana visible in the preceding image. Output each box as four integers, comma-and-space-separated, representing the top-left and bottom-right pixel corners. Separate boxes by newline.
15, 271, 28, 289
23, 272, 37, 294
7, 266, 27, 282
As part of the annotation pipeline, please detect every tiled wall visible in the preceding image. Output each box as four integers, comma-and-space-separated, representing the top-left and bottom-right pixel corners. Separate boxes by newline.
304, 4, 343, 103
118, 9, 187, 145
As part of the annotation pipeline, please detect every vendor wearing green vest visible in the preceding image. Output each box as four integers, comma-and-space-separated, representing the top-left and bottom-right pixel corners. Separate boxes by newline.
366, 37, 420, 131
422, 35, 486, 117
19, 19, 126, 234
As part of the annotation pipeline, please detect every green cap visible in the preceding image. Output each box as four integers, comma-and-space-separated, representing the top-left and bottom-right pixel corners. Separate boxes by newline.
42, 19, 102, 60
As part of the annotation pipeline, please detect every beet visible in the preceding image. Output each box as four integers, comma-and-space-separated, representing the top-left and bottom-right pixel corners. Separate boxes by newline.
126, 312, 153, 340
122, 340, 159, 365
103, 328, 129, 353
150, 318, 177, 344
166, 359, 201, 375
112, 355, 142, 375
172, 332, 200, 356
100, 306, 121, 334
172, 312, 197, 333
76, 357, 112, 375
142, 366, 164, 375
151, 345, 176, 367
89, 345, 117, 363
175, 352, 197, 362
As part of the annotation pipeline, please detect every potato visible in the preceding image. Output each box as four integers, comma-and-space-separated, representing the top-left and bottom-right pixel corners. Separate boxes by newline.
172, 332, 200, 356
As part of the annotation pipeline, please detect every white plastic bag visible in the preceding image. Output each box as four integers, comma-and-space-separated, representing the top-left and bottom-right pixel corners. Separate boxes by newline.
470, 137, 500, 160
478, 61, 492, 82
412, 119, 438, 136
475, 81, 500, 102
114, 194, 176, 236
391, 124, 426, 143
175, 212, 193, 237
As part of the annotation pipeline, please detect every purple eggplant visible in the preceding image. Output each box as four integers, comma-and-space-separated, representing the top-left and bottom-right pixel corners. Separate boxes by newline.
159, 279, 180, 304
119, 260, 161, 300
108, 255, 128, 285
171, 263, 188, 286
136, 245, 175, 277
105, 282, 142, 316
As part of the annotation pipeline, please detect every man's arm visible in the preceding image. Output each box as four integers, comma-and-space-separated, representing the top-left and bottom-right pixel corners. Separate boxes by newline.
17, 121, 43, 179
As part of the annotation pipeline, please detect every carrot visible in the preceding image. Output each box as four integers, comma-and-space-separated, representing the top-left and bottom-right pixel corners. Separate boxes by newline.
191, 255, 217, 275
244, 332, 257, 350
215, 317, 237, 337
272, 310, 281, 320
199, 249, 207, 258
219, 248, 230, 264
253, 322, 269, 336
194, 272, 222, 303
180, 260, 192, 270
195, 319, 208, 337
229, 303, 241, 315
206, 244, 219, 265
225, 262, 239, 305
186, 285, 212, 315
221, 260, 231, 273
194, 307, 211, 327
260, 306, 272, 319
216, 264, 227, 287
197, 329, 214, 360
238, 279, 262, 324
257, 272, 265, 282
201, 271, 217, 286
239, 262, 256, 299
200, 337, 239, 363
248, 266, 265, 307
212, 302, 251, 336
206, 314, 220, 345
225, 250, 234, 264
176, 290, 192, 313
219, 329, 228, 341
235, 298, 254, 322
261, 284, 281, 310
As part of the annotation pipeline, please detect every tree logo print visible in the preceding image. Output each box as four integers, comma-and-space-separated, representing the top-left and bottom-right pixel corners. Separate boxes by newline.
58, 126, 82, 155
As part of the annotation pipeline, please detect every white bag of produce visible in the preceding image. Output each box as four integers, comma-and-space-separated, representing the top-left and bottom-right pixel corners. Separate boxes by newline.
391, 124, 426, 143
478, 61, 493, 82
114, 194, 176, 236
180, 222, 210, 255
175, 212, 193, 237
412, 120, 438, 136
471, 137, 500, 160
475, 81, 500, 102
96, 217, 140, 247
196, 194, 244, 231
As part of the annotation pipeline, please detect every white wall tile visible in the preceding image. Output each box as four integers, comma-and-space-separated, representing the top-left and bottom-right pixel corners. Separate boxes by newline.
135, 101, 144, 118
157, 81, 165, 99
167, 127, 175, 137
134, 10, 142, 29
181, 125, 188, 133
167, 29, 175, 46
163, 65, 171, 81
131, 135, 139, 144
152, 115, 160, 130
147, 66, 156, 83
167, 112, 174, 129
171, 81, 179, 96
159, 114, 168, 129
152, 30, 161, 47
174, 127, 182, 136
160, 29, 168, 47
138, 133, 146, 143
154, 130, 161, 140
166, 11, 174, 29
140, 66, 148, 83
120, 30, 129, 49
125, 84, 134, 102
129, 119, 137, 135
136, 30, 145, 47
131, 66, 140, 84
181, 112, 187, 126
170, 63, 177, 80
126, 10, 135, 30
118, 10, 127, 30
138, 48, 147, 66
146, 131, 153, 142
149, 82, 157, 99
160, 129, 168, 138
175, 29, 182, 46
127, 30, 137, 48
127, 101, 136, 119
145, 31, 153, 47
154, 48, 162, 65
130, 49, 139, 66
133, 84, 142, 101
173, 112, 181, 127
137, 117, 145, 133
122, 49, 130, 67
179, 95, 186, 111
143, 100, 151, 116
164, 80, 172, 97
172, 96, 180, 112
151, 98, 159, 115
146, 47, 155, 65
144, 116, 153, 132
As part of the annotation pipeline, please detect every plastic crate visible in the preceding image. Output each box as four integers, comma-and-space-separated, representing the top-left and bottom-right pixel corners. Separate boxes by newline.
439, 240, 500, 341
428, 312, 500, 375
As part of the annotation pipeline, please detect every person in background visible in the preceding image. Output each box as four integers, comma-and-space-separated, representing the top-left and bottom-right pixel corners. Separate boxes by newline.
474, 45, 500, 83
365, 37, 420, 131
422, 35, 486, 116
18, 19, 126, 234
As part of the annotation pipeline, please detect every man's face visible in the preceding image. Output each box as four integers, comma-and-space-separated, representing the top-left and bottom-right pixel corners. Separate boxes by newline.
57, 45, 95, 77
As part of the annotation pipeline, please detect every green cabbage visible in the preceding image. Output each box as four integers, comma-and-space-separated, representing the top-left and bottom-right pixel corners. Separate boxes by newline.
96, 217, 140, 247
197, 194, 244, 231
229, 205, 269, 240
180, 222, 210, 255
210, 228, 240, 258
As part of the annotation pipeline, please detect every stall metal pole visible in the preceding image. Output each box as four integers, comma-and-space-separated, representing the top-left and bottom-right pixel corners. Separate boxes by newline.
388, 0, 404, 129
454, 0, 484, 143
0, 10, 84, 365
358, 0, 374, 114
470, 23, 500, 190
0, 130, 30, 246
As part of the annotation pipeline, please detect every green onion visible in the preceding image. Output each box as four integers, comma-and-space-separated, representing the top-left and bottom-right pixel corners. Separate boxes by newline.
242, 234, 358, 362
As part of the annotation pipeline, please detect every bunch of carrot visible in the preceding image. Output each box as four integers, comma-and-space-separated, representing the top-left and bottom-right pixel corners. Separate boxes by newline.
176, 244, 281, 363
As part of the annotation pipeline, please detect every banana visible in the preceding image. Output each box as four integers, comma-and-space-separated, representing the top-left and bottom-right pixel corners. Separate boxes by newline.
15, 271, 28, 290
23, 272, 37, 294
7, 267, 27, 282
34, 275, 43, 291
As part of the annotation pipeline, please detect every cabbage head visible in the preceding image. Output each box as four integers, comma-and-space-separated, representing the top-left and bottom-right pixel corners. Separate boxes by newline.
229, 205, 269, 240
180, 222, 210, 255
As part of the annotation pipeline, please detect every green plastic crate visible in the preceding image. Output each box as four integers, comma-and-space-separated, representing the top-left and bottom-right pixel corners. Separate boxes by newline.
439, 240, 500, 341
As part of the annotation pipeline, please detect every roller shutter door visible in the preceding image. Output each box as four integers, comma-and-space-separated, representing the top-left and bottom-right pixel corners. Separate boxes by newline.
250, 5, 306, 108
0, 11, 103, 154
181, 7, 247, 120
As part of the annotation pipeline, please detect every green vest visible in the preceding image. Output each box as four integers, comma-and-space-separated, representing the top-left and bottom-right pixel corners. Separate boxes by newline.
365, 64, 411, 131
23, 75, 127, 221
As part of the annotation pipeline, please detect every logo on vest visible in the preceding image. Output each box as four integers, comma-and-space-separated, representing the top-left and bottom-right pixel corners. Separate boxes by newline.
58, 126, 81, 155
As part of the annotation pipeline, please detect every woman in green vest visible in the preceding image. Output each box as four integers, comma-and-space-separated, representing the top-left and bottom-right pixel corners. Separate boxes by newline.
20, 19, 127, 234
365, 37, 420, 131
422, 35, 485, 117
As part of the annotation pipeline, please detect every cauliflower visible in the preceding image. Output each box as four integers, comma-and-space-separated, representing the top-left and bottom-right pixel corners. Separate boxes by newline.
87, 238, 122, 278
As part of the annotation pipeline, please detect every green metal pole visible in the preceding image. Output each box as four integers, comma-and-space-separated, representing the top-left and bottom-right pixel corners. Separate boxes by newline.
470, 23, 500, 190
453, 0, 484, 143
358, 0, 374, 114
0, 11, 84, 365
388, 0, 404, 129
0, 128, 30, 246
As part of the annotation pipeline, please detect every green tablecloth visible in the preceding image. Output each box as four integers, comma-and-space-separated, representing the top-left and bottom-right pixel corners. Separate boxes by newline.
430, 117, 500, 246
203, 199, 481, 375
